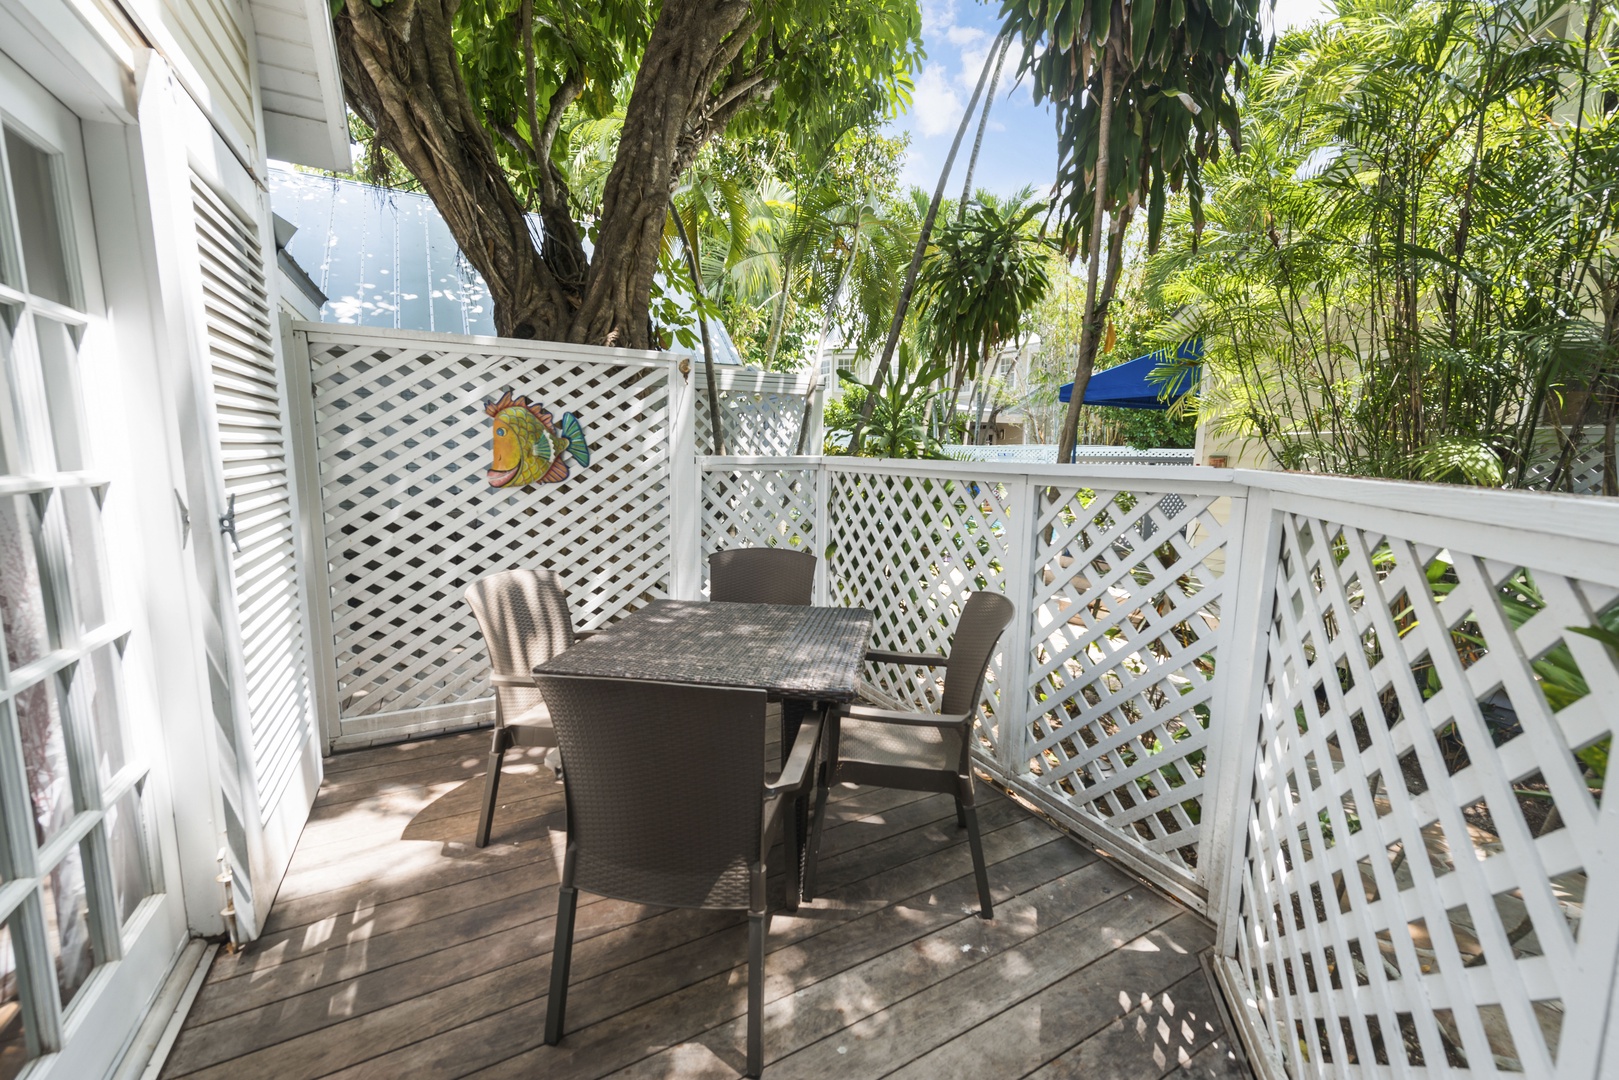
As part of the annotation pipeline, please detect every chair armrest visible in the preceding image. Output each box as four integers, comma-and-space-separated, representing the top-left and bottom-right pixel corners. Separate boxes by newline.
766, 714, 824, 795
839, 703, 971, 729
573, 629, 600, 641
490, 673, 536, 688
864, 649, 947, 667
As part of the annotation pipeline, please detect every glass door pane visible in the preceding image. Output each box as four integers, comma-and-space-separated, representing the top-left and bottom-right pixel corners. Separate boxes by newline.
0, 50, 181, 1079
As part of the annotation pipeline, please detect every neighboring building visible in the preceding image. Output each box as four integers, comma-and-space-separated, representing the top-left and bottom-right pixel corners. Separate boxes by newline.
269, 166, 747, 363
0, 0, 346, 1076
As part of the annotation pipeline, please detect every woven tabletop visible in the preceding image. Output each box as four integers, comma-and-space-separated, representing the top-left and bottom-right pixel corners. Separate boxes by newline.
534, 599, 874, 702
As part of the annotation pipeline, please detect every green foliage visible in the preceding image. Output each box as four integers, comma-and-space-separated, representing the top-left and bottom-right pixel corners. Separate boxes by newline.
438, 0, 922, 217
1024, 245, 1197, 448
998, 0, 1269, 254
917, 189, 1057, 384
1148, 0, 1619, 487
826, 341, 947, 458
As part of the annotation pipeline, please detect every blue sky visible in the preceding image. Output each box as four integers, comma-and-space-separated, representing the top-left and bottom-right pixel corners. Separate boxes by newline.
884, 0, 1331, 200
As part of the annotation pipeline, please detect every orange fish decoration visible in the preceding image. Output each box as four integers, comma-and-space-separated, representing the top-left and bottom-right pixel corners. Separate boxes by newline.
484, 390, 591, 487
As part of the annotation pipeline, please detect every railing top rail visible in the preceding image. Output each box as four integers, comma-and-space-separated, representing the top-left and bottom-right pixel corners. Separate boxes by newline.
291, 320, 683, 369
697, 362, 818, 395
700, 455, 822, 467
698, 454, 1244, 494
1236, 467, 1619, 555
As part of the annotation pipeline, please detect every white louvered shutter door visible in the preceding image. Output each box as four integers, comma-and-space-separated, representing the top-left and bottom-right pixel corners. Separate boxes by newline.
192, 175, 316, 843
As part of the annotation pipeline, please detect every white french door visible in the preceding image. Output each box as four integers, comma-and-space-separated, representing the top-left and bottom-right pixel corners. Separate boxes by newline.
0, 55, 185, 1080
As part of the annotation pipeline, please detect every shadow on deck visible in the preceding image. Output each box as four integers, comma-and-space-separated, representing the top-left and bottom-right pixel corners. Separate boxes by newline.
160, 731, 1252, 1079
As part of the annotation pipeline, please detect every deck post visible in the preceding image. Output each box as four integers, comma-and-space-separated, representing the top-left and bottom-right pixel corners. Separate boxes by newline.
997, 473, 1039, 777
670, 363, 701, 600
1203, 485, 1279, 954
813, 460, 831, 606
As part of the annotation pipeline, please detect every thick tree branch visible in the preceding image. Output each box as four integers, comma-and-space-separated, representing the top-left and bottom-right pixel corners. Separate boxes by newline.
335, 0, 570, 339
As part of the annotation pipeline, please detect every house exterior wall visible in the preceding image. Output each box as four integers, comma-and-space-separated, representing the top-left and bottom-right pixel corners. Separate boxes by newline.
0, 0, 344, 1073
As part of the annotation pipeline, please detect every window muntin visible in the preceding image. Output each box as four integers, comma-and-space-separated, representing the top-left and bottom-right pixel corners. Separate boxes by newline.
0, 116, 157, 1071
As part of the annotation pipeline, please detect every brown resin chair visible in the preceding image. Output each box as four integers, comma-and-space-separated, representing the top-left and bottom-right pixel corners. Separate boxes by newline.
708, 547, 819, 746
804, 590, 1015, 919
464, 568, 589, 847
708, 547, 817, 606
535, 675, 821, 1079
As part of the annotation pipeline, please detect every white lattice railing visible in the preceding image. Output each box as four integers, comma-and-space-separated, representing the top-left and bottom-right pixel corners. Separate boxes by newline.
1210, 476, 1619, 1080
699, 455, 1247, 907
696, 455, 1619, 1080
693, 363, 824, 457
288, 324, 694, 748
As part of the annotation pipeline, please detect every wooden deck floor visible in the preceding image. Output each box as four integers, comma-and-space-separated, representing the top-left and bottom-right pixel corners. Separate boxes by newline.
161, 731, 1251, 1080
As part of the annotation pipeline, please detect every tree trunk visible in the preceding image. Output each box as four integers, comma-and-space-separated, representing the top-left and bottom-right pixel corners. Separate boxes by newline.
1056, 53, 1119, 465
335, 0, 574, 339
335, 0, 766, 347
570, 0, 757, 348
848, 31, 1006, 453
958, 35, 1012, 220
672, 211, 727, 455
795, 205, 865, 454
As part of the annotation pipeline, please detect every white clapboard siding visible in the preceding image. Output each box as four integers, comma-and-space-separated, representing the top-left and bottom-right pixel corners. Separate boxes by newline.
160, 0, 257, 152
193, 176, 314, 815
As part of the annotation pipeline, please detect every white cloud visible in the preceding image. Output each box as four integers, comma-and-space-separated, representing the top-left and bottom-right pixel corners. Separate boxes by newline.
957, 43, 992, 93
912, 66, 964, 137
920, 0, 957, 37
946, 24, 986, 46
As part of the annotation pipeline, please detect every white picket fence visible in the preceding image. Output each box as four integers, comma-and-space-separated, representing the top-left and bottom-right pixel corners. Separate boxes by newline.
697, 454, 1619, 1080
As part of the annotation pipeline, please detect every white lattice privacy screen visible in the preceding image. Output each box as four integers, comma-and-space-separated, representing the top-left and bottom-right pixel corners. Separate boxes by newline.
1227, 483, 1619, 1079
291, 325, 686, 747
693, 364, 823, 457
699, 461, 820, 597
698, 457, 1619, 1078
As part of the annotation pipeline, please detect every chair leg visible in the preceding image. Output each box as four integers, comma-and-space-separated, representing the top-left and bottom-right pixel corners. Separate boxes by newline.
954, 796, 968, 830
475, 728, 510, 848
544, 884, 578, 1045
783, 795, 801, 913
746, 911, 767, 1078
802, 714, 837, 902
960, 776, 993, 920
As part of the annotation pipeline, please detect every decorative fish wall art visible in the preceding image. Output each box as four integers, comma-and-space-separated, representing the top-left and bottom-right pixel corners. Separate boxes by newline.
484, 390, 591, 487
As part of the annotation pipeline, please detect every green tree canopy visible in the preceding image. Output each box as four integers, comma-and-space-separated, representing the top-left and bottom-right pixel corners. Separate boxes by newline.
334, 0, 922, 345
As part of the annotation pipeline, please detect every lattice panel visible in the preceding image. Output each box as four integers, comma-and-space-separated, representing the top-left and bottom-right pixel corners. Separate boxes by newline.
823, 468, 1015, 756
1234, 512, 1619, 1077
305, 334, 676, 722
695, 390, 810, 457
700, 464, 818, 595
1023, 484, 1233, 877
1522, 439, 1607, 497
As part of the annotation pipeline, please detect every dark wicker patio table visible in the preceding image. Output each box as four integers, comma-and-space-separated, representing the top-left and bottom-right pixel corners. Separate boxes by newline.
532, 598, 873, 704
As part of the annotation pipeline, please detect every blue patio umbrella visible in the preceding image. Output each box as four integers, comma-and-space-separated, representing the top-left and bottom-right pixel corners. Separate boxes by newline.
1059, 337, 1203, 409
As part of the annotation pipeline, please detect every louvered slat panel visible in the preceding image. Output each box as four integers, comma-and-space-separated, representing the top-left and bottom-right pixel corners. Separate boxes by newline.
193, 175, 313, 814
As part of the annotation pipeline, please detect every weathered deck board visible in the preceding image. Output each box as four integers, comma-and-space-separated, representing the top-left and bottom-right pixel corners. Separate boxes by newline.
162, 730, 1250, 1080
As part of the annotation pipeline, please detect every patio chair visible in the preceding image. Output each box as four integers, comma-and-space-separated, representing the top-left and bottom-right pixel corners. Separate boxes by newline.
464, 568, 585, 847
804, 590, 1015, 919
535, 674, 821, 1079
708, 546, 819, 754
708, 547, 817, 606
